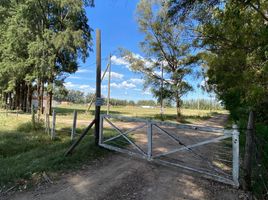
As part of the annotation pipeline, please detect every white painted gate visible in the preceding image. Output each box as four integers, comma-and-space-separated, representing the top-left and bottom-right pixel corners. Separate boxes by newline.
99, 114, 239, 187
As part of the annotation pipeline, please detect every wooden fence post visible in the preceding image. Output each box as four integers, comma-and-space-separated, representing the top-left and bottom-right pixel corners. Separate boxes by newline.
51, 109, 56, 140
71, 110, 77, 141
243, 110, 254, 190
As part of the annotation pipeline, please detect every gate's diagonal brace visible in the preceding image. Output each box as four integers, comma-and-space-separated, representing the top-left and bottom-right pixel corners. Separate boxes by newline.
152, 134, 231, 159
64, 119, 96, 156
104, 117, 147, 156
153, 124, 233, 177
103, 120, 147, 143
154, 124, 185, 145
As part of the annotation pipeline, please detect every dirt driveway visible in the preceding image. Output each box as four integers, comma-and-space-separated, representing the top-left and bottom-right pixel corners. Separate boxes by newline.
7, 114, 246, 200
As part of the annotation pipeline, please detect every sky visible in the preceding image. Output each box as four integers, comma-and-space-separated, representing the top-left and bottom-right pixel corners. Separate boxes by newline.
64, 0, 213, 102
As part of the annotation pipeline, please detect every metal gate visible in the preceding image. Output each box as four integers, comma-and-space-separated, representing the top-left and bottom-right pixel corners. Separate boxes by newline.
99, 114, 239, 187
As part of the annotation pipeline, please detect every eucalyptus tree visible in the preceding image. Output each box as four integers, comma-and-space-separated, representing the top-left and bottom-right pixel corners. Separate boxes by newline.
0, 0, 34, 110
120, 0, 196, 120
167, 0, 268, 122
27, 0, 92, 114
0, 0, 93, 115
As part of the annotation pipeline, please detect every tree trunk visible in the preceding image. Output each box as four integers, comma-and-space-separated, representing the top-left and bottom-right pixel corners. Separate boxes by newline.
41, 80, 44, 114
4, 92, 8, 107
37, 78, 41, 121
48, 89, 53, 115
9, 92, 12, 110
23, 83, 27, 112
20, 82, 24, 111
243, 110, 254, 191
15, 83, 20, 110
175, 94, 181, 121
26, 83, 32, 113
46, 77, 54, 115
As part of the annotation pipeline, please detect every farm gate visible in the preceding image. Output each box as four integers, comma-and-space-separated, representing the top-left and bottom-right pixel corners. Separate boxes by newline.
99, 114, 239, 187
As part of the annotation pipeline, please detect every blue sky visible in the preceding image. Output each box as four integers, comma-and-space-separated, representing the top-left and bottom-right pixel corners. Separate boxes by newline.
64, 0, 213, 102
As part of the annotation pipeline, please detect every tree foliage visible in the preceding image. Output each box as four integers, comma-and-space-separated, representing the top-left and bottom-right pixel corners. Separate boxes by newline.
0, 0, 92, 115
120, 0, 197, 120
168, 0, 268, 122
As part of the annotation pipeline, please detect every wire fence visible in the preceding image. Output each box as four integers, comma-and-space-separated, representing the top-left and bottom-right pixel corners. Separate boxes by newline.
0, 107, 93, 143
252, 135, 268, 199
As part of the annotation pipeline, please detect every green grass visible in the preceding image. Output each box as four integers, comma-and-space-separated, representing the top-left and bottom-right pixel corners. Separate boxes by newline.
55, 104, 227, 123
0, 113, 111, 190
0, 105, 226, 190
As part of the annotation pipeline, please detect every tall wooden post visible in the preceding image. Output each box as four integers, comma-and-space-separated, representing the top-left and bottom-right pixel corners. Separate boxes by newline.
95, 29, 101, 145
243, 110, 254, 190
107, 54, 111, 115
71, 110, 77, 141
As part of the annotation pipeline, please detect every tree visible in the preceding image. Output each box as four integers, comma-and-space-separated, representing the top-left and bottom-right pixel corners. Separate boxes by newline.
168, 0, 268, 123
119, 0, 196, 120
137, 100, 156, 106
0, 0, 93, 116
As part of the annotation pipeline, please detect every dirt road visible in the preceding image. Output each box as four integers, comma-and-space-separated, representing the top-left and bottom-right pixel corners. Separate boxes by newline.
7, 114, 246, 200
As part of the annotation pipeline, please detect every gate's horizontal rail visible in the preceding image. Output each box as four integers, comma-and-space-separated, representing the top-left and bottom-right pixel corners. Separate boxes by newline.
103, 121, 147, 143
99, 143, 147, 159
154, 159, 235, 186
103, 117, 147, 156
153, 134, 232, 159
101, 114, 231, 133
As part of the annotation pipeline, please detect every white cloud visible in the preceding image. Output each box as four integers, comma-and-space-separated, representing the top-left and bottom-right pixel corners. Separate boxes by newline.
64, 82, 95, 93
64, 81, 77, 88
79, 85, 90, 89
102, 85, 108, 90
129, 78, 144, 84
111, 53, 154, 70
68, 76, 81, 80
110, 81, 136, 89
102, 71, 124, 80
111, 55, 129, 66
76, 69, 91, 73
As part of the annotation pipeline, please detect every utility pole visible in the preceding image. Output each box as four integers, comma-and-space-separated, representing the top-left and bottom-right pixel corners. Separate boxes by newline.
107, 54, 111, 115
95, 29, 101, 145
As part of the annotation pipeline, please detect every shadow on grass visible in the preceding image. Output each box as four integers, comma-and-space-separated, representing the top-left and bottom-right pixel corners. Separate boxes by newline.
53, 107, 122, 116
152, 112, 220, 124
53, 107, 86, 115
0, 124, 108, 188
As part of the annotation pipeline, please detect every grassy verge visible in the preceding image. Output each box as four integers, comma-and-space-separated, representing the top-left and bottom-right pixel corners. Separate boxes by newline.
0, 113, 110, 191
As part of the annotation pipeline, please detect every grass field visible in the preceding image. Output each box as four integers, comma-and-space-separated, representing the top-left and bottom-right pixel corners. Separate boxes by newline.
0, 105, 226, 191
55, 104, 227, 123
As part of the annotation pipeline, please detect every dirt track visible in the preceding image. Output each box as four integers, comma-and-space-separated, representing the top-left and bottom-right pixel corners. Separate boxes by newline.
7, 114, 247, 200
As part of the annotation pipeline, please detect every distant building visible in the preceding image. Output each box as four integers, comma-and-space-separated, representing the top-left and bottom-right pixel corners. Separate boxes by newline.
61, 101, 71, 106
32, 96, 47, 110
32, 96, 59, 110
141, 106, 155, 109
